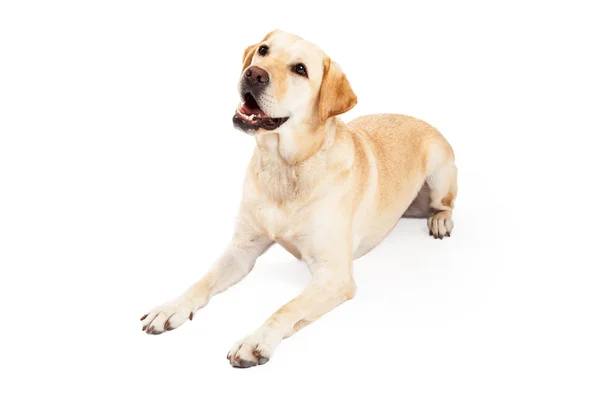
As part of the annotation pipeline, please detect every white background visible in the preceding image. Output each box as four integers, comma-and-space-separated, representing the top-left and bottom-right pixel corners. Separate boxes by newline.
1, 1, 598, 399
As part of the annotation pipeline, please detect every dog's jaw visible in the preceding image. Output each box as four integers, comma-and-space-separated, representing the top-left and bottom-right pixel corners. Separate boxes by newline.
233, 93, 289, 134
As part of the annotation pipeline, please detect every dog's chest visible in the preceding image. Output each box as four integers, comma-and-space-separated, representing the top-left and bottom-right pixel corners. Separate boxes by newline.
256, 203, 308, 259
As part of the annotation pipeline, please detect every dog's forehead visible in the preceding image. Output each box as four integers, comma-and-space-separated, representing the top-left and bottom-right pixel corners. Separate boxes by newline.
266, 31, 324, 63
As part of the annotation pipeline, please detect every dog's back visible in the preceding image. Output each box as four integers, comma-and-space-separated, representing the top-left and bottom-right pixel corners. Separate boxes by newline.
347, 114, 457, 255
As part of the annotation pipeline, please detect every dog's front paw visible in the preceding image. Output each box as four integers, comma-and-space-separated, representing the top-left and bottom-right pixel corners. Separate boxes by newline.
141, 298, 195, 335
227, 328, 283, 368
428, 211, 454, 239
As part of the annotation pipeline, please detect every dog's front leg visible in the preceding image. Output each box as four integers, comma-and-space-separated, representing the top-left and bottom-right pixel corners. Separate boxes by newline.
141, 225, 272, 334
228, 250, 356, 368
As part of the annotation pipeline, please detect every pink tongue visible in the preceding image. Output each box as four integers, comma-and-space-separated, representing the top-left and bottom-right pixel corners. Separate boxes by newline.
241, 103, 266, 117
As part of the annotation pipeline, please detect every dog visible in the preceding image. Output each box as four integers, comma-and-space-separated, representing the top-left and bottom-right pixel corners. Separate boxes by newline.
140, 30, 458, 368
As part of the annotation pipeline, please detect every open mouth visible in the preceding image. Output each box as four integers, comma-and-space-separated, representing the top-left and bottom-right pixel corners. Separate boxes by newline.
233, 92, 289, 132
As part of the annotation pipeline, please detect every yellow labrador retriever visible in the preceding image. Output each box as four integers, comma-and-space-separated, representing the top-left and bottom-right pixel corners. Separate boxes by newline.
141, 30, 457, 368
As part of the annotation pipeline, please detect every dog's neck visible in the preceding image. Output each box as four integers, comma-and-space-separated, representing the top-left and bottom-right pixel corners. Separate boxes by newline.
255, 117, 339, 163
250, 118, 343, 203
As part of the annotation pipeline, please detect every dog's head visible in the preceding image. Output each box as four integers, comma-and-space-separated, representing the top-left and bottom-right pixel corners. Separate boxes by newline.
233, 30, 357, 135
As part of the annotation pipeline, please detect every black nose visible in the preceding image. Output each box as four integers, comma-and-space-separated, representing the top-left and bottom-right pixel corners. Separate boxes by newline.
244, 66, 269, 85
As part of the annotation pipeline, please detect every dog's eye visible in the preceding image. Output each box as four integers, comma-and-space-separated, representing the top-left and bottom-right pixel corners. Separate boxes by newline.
258, 46, 269, 56
293, 63, 308, 77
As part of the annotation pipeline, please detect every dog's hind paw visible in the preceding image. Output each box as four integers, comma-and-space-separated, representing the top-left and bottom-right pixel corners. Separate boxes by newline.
428, 211, 454, 239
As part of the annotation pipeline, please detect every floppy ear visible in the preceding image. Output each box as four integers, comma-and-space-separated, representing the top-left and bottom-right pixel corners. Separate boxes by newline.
318, 57, 357, 123
242, 44, 258, 72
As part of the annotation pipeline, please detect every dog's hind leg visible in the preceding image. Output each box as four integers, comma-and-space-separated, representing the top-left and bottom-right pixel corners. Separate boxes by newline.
426, 156, 458, 239
403, 183, 430, 218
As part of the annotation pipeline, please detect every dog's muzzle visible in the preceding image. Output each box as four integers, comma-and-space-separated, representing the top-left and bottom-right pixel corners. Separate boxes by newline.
232, 67, 289, 133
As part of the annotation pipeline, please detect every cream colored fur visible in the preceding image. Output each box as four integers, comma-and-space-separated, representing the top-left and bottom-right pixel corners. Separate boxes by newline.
141, 30, 458, 368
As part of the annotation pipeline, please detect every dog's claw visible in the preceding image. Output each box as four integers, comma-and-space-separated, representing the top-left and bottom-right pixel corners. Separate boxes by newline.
189, 312, 194, 321
234, 359, 257, 368
258, 357, 269, 365
252, 349, 269, 365
140, 314, 148, 321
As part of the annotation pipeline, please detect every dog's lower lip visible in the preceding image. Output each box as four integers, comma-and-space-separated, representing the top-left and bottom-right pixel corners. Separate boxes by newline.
233, 108, 289, 132
233, 94, 289, 132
